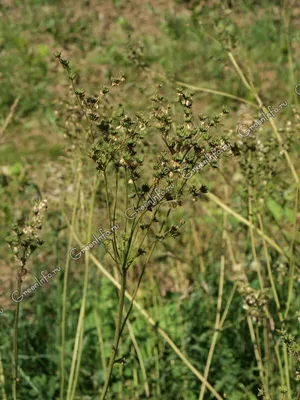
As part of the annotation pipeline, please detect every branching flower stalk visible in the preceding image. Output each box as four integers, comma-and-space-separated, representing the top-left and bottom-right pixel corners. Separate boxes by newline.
56, 53, 230, 398
6, 199, 47, 400
63, 213, 224, 400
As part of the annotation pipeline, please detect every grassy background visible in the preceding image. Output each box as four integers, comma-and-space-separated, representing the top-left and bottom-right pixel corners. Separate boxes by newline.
0, 1, 299, 399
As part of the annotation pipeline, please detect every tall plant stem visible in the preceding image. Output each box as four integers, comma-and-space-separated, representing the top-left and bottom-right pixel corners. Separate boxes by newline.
13, 277, 22, 400
248, 179, 264, 289
199, 256, 225, 400
199, 192, 229, 400
206, 192, 286, 258
283, 0, 298, 104
223, 214, 269, 395
248, 180, 272, 388
257, 214, 294, 397
198, 200, 238, 399
126, 314, 150, 397
257, 215, 283, 322
0, 351, 7, 400
275, 342, 286, 388
228, 52, 252, 91
100, 270, 127, 400
60, 162, 82, 400
64, 218, 224, 400
67, 176, 100, 400
99, 207, 164, 398
283, 345, 291, 398
248, 317, 269, 397
94, 308, 107, 376
284, 185, 299, 319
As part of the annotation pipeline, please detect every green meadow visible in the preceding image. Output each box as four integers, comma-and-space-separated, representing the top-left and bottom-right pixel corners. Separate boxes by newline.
0, 1, 299, 399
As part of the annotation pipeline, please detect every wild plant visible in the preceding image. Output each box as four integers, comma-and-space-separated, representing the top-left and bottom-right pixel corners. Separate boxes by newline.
6, 199, 47, 400
55, 52, 231, 399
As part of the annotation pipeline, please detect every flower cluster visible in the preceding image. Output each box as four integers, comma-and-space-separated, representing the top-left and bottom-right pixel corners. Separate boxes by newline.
6, 199, 47, 279
181, 142, 232, 179
125, 183, 174, 219
277, 324, 300, 364
56, 55, 230, 272
239, 284, 268, 323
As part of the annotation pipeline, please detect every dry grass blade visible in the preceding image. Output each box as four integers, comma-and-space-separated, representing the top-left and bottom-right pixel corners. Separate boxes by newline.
0, 96, 20, 141
206, 193, 286, 258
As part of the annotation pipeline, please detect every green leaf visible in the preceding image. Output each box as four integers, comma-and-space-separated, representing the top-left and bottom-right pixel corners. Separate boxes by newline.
9, 162, 23, 176
284, 206, 295, 223
266, 197, 284, 221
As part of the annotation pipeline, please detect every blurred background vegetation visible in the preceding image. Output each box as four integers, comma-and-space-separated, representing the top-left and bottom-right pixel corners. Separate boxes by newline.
0, 0, 299, 399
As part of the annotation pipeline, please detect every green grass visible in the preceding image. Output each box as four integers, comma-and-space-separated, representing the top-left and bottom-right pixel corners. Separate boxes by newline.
0, 1, 299, 399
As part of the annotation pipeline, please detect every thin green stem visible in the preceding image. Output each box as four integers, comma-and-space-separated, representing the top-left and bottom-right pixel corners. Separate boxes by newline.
228, 52, 252, 91
13, 277, 22, 400
284, 185, 299, 319
283, 344, 291, 398
0, 351, 7, 400
65, 216, 224, 400
257, 214, 283, 322
126, 315, 150, 397
247, 317, 269, 397
99, 270, 127, 400
207, 192, 287, 259
283, 0, 298, 103
275, 341, 285, 388
199, 256, 225, 400
94, 308, 107, 375
67, 176, 100, 400
60, 163, 82, 400
104, 170, 119, 264
176, 81, 259, 109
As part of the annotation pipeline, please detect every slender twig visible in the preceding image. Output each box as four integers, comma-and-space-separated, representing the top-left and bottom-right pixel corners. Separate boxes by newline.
176, 81, 259, 109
